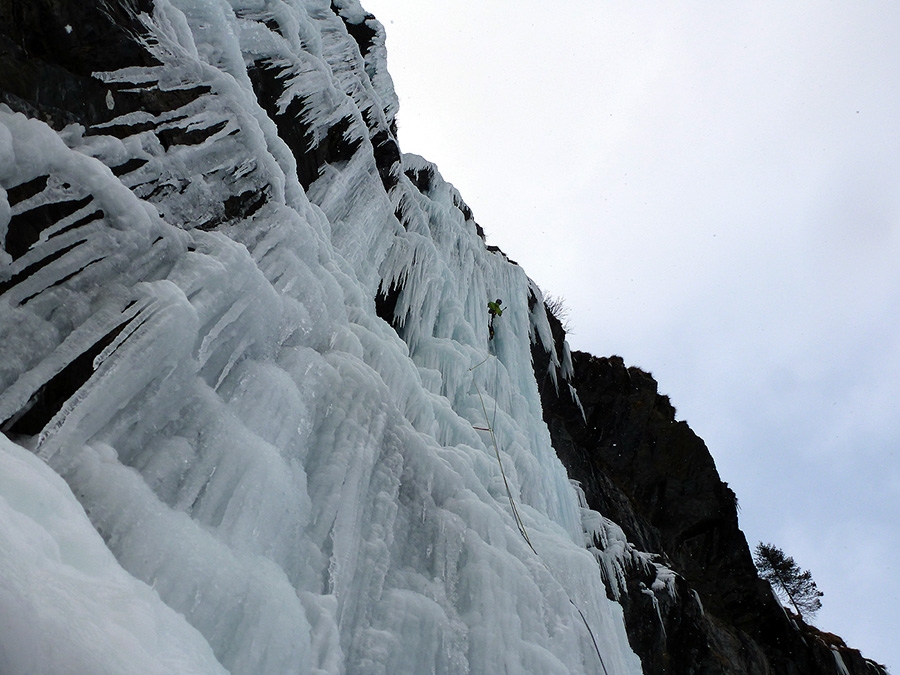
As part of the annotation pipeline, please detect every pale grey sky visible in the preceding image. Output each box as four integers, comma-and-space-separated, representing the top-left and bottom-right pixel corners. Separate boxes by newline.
362, 1, 900, 670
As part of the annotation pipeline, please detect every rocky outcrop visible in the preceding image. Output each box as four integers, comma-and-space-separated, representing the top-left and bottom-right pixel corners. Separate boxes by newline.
535, 308, 888, 675
0, 1, 890, 672
0, 0, 156, 130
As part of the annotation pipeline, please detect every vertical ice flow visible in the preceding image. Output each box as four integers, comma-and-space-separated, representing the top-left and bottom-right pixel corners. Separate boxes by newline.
0, 0, 641, 673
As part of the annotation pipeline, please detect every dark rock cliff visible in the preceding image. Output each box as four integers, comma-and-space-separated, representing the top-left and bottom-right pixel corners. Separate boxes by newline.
534, 308, 888, 675
0, 1, 890, 672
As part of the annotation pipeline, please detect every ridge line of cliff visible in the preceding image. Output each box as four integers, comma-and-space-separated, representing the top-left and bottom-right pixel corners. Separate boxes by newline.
532, 305, 888, 675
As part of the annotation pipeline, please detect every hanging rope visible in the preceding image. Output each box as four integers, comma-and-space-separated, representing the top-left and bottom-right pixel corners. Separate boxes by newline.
473, 377, 535, 551
468, 358, 610, 675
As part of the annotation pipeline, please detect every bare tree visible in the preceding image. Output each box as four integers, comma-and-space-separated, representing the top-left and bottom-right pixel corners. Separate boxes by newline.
543, 294, 572, 333
754, 542, 823, 621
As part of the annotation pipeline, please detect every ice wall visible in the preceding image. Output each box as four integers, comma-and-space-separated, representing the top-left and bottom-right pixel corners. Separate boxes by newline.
0, 0, 642, 673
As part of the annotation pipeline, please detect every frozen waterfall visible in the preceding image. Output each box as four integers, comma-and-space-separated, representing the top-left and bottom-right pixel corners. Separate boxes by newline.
0, 0, 642, 673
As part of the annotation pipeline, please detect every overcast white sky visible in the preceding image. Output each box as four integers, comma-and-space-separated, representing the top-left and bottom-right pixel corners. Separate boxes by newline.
361, 1, 900, 670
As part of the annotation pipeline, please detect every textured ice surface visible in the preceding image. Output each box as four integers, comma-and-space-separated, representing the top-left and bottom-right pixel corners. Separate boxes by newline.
0, 435, 228, 675
0, 0, 642, 673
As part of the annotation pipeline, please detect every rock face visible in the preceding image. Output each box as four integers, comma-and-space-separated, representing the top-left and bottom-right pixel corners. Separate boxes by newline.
535, 311, 889, 675
2, 2, 641, 673
0, 1, 890, 673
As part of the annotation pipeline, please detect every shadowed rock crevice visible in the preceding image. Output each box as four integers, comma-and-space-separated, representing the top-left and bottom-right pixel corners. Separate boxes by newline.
330, 3, 378, 59
198, 188, 269, 231
404, 165, 434, 194
0, 239, 87, 297
247, 62, 363, 190
156, 119, 229, 151
0, 0, 156, 128
370, 128, 401, 191
5, 175, 49, 206
5, 195, 94, 260
1, 320, 129, 436
375, 278, 404, 333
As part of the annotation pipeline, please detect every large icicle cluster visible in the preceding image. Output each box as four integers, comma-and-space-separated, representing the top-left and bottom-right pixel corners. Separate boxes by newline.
0, 0, 642, 673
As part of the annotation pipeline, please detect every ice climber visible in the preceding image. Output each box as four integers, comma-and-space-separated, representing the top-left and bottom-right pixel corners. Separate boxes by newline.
487, 298, 503, 339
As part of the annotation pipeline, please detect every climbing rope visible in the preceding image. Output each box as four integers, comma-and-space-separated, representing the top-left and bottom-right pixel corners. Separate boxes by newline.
468, 358, 610, 675
471, 372, 534, 550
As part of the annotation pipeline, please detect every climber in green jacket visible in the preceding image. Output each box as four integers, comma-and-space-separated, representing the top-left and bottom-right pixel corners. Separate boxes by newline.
487, 298, 503, 339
